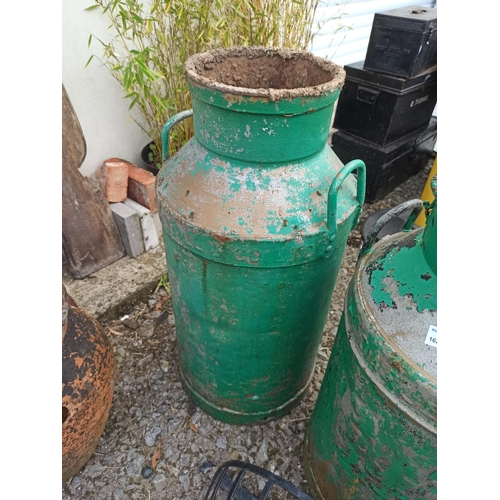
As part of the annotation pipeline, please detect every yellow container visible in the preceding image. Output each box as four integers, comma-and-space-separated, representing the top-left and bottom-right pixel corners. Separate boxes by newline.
415, 156, 437, 227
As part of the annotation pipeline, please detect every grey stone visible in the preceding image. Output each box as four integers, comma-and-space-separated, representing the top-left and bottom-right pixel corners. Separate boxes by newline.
199, 460, 215, 474
179, 474, 190, 492
142, 466, 153, 478
256, 440, 268, 465
96, 489, 108, 500
258, 478, 266, 491
113, 490, 125, 500
152, 473, 166, 491
86, 464, 104, 479
165, 446, 180, 462
71, 476, 81, 488
216, 436, 227, 449
138, 353, 154, 367
126, 455, 145, 477
193, 473, 202, 488
180, 453, 191, 467
144, 426, 162, 446
125, 484, 140, 492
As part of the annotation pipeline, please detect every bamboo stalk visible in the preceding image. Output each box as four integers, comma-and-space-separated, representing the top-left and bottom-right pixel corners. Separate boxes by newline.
89, 0, 336, 162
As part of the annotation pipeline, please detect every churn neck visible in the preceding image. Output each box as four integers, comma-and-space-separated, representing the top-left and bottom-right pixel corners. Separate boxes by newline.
421, 176, 437, 275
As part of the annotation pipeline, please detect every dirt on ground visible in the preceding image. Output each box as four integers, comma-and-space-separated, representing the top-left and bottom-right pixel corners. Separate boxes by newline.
62, 159, 434, 500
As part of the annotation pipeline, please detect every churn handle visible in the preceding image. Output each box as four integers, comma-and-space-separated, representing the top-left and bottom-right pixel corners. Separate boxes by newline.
161, 109, 194, 162
359, 199, 424, 258
327, 159, 366, 234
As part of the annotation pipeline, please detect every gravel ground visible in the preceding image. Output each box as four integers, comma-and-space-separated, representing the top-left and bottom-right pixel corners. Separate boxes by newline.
62, 158, 434, 500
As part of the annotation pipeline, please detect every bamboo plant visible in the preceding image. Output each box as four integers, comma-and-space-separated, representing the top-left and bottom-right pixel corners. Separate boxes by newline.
87, 0, 344, 167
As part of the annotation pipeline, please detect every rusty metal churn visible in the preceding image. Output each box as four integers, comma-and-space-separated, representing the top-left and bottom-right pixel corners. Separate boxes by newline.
156, 46, 366, 425
304, 179, 437, 499
62, 285, 115, 482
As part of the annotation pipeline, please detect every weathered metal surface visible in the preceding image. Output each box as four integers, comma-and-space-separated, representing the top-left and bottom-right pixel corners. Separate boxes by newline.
156, 47, 366, 424
62, 85, 125, 279
62, 285, 115, 482
304, 192, 437, 499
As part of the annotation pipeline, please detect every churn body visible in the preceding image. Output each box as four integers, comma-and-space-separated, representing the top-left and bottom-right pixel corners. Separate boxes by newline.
62, 285, 115, 483
156, 47, 366, 424
304, 192, 437, 499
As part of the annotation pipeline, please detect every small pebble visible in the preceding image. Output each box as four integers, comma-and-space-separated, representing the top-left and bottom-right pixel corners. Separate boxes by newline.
113, 490, 124, 500
216, 436, 227, 449
199, 460, 215, 474
187, 399, 197, 416
142, 466, 153, 479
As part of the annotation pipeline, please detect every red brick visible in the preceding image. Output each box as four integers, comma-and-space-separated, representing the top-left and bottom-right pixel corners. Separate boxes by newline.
100, 158, 129, 202
127, 164, 158, 213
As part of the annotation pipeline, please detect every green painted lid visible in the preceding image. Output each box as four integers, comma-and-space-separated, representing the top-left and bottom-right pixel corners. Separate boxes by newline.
356, 182, 438, 380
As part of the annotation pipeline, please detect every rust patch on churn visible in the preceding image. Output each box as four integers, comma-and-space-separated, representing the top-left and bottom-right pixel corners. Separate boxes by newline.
62, 285, 115, 483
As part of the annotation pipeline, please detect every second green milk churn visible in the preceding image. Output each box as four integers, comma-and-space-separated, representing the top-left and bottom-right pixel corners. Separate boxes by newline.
156, 46, 366, 424
304, 180, 438, 499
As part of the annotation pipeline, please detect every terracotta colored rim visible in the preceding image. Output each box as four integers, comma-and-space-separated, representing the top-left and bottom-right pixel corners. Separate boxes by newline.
184, 46, 345, 100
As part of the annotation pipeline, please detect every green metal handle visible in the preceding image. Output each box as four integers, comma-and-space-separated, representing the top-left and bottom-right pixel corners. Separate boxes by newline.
359, 199, 424, 258
161, 109, 193, 161
327, 159, 366, 234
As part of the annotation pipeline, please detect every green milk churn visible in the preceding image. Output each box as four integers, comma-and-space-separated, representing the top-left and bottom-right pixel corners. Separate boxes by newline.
304, 179, 437, 499
156, 46, 366, 425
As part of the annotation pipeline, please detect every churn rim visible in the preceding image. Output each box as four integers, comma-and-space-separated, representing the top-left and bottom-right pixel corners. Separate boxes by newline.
184, 46, 346, 101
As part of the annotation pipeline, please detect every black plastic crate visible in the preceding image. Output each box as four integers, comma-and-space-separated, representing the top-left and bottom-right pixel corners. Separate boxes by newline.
364, 6, 437, 78
331, 117, 437, 203
333, 60, 436, 147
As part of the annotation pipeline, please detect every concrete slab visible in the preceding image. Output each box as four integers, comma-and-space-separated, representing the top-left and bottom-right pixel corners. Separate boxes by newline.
62, 241, 167, 321
123, 198, 159, 251
110, 202, 145, 258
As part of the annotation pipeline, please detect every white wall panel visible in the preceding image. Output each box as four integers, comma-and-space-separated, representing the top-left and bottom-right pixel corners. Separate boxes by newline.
62, 0, 151, 177
310, 0, 437, 67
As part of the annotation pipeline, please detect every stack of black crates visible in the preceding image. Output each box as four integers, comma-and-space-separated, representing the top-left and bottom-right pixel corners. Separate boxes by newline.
332, 6, 437, 203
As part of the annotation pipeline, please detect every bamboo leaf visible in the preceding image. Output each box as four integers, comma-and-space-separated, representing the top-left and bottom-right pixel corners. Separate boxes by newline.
128, 95, 139, 109
89, 0, 327, 154
84, 55, 94, 68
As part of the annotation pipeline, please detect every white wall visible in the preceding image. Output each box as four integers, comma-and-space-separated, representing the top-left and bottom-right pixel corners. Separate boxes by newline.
62, 0, 150, 177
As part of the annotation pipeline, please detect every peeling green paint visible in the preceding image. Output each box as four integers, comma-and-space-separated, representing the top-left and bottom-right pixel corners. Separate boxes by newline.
369, 233, 436, 314
156, 54, 365, 424
304, 200, 437, 499
305, 313, 437, 499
